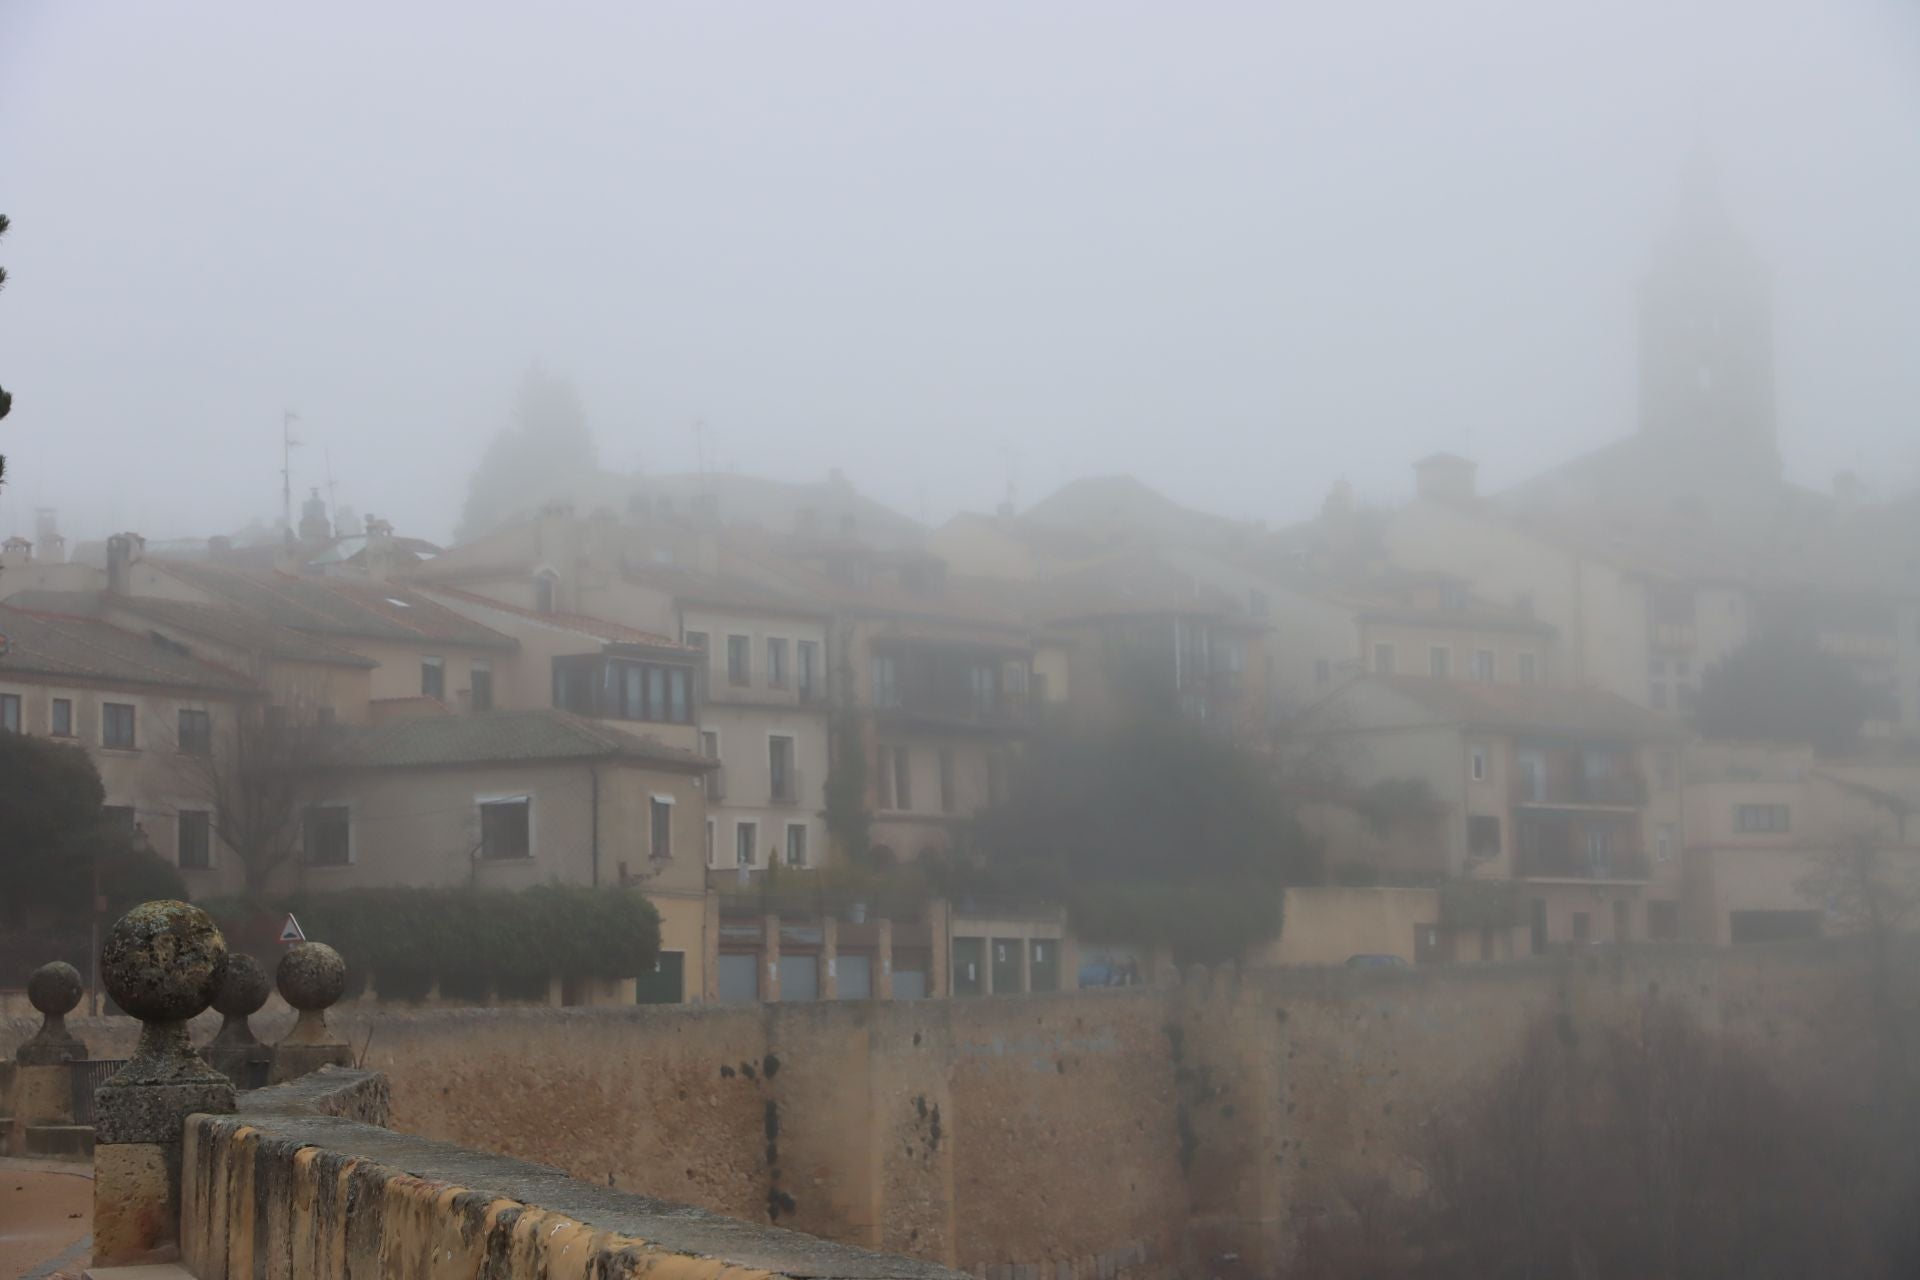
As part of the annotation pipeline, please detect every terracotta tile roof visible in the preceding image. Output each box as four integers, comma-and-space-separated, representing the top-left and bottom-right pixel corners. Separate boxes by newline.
6, 591, 380, 668
157, 561, 516, 650
339, 709, 714, 771
0, 603, 259, 694
422, 586, 695, 650
1372, 675, 1678, 740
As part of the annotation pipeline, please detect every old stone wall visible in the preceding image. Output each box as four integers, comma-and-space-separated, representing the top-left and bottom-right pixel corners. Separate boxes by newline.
7, 939, 1896, 1276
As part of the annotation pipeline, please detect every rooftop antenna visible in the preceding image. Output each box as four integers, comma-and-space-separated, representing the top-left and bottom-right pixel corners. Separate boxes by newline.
324, 446, 341, 538
281, 411, 304, 534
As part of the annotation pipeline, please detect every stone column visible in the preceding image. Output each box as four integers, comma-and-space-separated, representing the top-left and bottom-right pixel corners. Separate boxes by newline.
927, 898, 951, 998
11, 962, 88, 1155
701, 889, 722, 1002
874, 918, 895, 1000
202, 953, 273, 1089
819, 916, 839, 1001
762, 914, 782, 1002
93, 900, 235, 1268
269, 942, 354, 1083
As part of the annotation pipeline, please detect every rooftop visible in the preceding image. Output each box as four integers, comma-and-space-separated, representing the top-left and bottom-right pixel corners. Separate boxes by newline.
157, 561, 517, 650
0, 602, 259, 694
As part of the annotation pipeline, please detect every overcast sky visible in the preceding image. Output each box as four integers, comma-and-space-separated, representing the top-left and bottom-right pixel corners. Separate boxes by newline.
3, 1, 1918, 546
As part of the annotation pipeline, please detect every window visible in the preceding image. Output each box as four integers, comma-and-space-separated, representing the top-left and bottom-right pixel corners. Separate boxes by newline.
1468, 814, 1501, 857
1429, 646, 1450, 678
103, 702, 136, 749
1470, 745, 1488, 782
893, 747, 912, 810
650, 796, 673, 859
1472, 649, 1495, 682
797, 640, 820, 702
939, 747, 955, 814
875, 745, 894, 809
1518, 653, 1537, 684
51, 697, 72, 737
550, 655, 692, 723
177, 708, 212, 756
1613, 899, 1631, 942
421, 656, 445, 700
767, 638, 789, 688
0, 693, 19, 732
683, 629, 709, 658
769, 735, 795, 802
479, 797, 531, 859
1314, 658, 1331, 685
785, 823, 808, 868
1656, 824, 1675, 862
470, 664, 493, 712
177, 810, 211, 870
736, 820, 758, 868
872, 654, 898, 707
1735, 803, 1790, 833
1586, 826, 1612, 859
1373, 643, 1395, 675
304, 805, 351, 866
726, 635, 751, 686
705, 818, 716, 867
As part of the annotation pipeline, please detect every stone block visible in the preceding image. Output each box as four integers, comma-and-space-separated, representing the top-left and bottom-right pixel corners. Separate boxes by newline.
25, 1122, 95, 1160
267, 1041, 354, 1084
12, 1062, 75, 1125
94, 1142, 180, 1266
96, 1077, 236, 1145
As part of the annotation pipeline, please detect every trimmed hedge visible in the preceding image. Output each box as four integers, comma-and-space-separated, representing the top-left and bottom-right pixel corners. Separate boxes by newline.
206, 885, 660, 1002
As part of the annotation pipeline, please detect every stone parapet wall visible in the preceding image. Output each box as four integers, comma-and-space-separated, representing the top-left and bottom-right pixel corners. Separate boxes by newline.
180, 1066, 964, 1280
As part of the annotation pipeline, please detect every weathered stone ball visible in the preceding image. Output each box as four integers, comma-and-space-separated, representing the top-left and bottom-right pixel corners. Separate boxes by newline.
100, 900, 228, 1022
277, 941, 346, 1012
27, 961, 84, 1017
211, 952, 271, 1018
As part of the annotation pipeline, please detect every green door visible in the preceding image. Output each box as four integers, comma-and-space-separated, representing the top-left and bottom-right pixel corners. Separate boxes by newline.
635, 951, 685, 1004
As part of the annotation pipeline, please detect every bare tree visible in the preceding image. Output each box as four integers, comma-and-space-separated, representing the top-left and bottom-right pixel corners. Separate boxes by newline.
170, 680, 341, 896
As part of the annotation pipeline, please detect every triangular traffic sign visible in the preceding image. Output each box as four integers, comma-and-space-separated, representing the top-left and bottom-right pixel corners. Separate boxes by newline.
277, 913, 307, 944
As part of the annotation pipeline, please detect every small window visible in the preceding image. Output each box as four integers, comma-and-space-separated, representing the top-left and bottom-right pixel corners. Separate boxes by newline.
177, 708, 212, 756
892, 746, 912, 810
872, 654, 898, 707
683, 629, 709, 651
422, 656, 446, 700
0, 693, 20, 733
1656, 824, 1675, 862
736, 820, 758, 868
1373, 643, 1396, 675
51, 697, 73, 737
103, 702, 136, 749
767, 638, 789, 689
769, 735, 795, 802
650, 796, 673, 859
1472, 649, 1494, 682
304, 805, 351, 866
479, 797, 531, 859
177, 810, 212, 870
727, 635, 751, 686
1517, 653, 1537, 684
1470, 745, 1488, 782
1429, 646, 1450, 679
785, 823, 808, 868
705, 817, 716, 867
1735, 803, 1790, 834
470, 664, 493, 712
875, 745, 894, 809
797, 640, 820, 702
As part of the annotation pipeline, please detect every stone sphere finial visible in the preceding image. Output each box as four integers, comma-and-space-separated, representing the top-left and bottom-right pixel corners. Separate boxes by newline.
28, 960, 83, 1017
209, 953, 271, 1049
99, 899, 230, 1084
16, 960, 87, 1065
277, 941, 346, 1012
101, 899, 227, 1023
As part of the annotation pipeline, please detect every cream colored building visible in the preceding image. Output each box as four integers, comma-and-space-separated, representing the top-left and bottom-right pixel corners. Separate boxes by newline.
1301, 674, 1685, 947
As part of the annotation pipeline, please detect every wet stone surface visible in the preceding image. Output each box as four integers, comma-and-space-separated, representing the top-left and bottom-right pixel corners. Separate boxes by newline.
101, 899, 228, 1023
277, 941, 347, 1012
210, 953, 271, 1046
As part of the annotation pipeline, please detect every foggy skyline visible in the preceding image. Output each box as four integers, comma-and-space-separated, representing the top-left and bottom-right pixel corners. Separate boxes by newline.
2, 1, 1918, 547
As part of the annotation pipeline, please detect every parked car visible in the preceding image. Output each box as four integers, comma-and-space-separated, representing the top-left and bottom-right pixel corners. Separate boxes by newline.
1344, 953, 1409, 970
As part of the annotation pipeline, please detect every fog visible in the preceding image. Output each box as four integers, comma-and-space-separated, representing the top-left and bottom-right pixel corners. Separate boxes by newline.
2, 0, 1918, 544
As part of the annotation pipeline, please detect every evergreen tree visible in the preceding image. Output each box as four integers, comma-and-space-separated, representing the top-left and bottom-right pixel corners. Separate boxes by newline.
456, 367, 599, 541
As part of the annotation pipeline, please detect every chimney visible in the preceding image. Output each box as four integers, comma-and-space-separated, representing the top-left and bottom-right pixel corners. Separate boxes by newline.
1413, 453, 1477, 504
364, 515, 395, 582
106, 532, 145, 596
33, 509, 65, 565
1, 536, 31, 570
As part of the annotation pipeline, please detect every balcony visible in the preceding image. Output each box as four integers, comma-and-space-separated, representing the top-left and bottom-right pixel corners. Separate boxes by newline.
1514, 814, 1650, 882
1511, 771, 1647, 810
